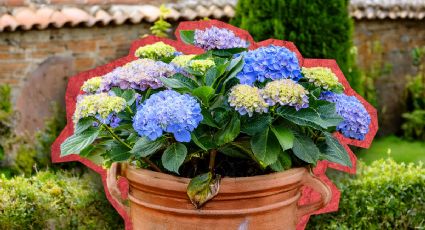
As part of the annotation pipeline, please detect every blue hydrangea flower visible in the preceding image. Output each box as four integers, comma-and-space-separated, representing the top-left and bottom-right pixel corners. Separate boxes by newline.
236, 45, 301, 85
320, 91, 371, 140
194, 26, 248, 50
99, 59, 178, 92
133, 90, 203, 142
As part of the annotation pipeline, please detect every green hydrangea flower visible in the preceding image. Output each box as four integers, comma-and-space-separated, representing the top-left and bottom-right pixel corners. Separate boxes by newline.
81, 77, 102, 93
189, 59, 215, 74
134, 42, 176, 60
73, 93, 126, 124
302, 67, 344, 91
171, 55, 196, 67
228, 84, 268, 117
261, 79, 309, 110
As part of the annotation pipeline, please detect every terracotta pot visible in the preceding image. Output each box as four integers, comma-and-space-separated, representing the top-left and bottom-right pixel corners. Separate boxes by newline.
107, 163, 331, 230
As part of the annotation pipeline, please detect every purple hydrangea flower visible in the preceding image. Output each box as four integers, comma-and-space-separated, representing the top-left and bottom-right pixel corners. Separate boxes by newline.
320, 91, 371, 140
94, 113, 121, 128
236, 45, 302, 85
194, 26, 248, 50
99, 59, 178, 92
133, 90, 203, 142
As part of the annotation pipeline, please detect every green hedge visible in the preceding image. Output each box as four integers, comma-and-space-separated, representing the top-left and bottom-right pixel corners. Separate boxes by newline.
308, 159, 425, 229
0, 170, 123, 230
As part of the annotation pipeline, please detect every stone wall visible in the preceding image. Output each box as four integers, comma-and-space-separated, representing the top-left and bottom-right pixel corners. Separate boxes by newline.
0, 23, 150, 134
353, 19, 425, 135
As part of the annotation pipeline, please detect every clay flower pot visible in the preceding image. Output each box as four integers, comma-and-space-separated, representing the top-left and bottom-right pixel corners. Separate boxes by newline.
107, 163, 331, 230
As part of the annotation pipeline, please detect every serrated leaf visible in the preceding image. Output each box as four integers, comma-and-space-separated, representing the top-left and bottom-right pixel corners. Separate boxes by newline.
218, 143, 249, 159
211, 48, 247, 57
180, 30, 195, 45
191, 132, 208, 151
160, 77, 192, 90
240, 114, 272, 135
270, 125, 294, 151
61, 128, 100, 156
270, 151, 292, 172
192, 86, 215, 105
107, 143, 131, 162
74, 117, 94, 134
187, 172, 220, 208
215, 114, 240, 145
205, 67, 217, 86
161, 143, 187, 174
292, 131, 320, 164
173, 73, 199, 89
250, 127, 280, 166
121, 89, 136, 105
200, 110, 219, 128
131, 136, 165, 157
321, 132, 352, 167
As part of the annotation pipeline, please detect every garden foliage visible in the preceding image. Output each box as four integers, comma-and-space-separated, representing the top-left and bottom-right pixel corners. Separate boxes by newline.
230, 0, 360, 89
0, 170, 123, 229
308, 159, 425, 229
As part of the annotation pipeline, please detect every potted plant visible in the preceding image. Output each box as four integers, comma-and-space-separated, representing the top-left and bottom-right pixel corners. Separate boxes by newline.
58, 21, 376, 230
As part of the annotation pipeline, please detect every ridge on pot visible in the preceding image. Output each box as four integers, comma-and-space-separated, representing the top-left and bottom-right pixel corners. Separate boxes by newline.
54, 20, 378, 230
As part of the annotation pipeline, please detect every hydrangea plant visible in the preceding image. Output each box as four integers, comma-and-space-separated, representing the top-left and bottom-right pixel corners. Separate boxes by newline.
61, 27, 372, 208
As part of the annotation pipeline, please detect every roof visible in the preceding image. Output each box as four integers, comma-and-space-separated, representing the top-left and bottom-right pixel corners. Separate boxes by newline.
0, 0, 423, 32
0, 0, 237, 32
350, 0, 425, 20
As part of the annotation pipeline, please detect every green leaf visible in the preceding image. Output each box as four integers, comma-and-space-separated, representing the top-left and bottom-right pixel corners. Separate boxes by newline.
180, 30, 195, 45
211, 48, 247, 57
161, 143, 187, 174
187, 172, 220, 208
250, 127, 280, 166
200, 110, 219, 128
74, 117, 94, 134
173, 73, 199, 89
192, 86, 215, 105
321, 132, 352, 167
131, 137, 166, 157
121, 89, 136, 106
218, 143, 249, 159
277, 104, 343, 130
270, 151, 292, 172
270, 125, 294, 151
190, 132, 208, 151
222, 55, 244, 89
215, 114, 240, 145
205, 67, 217, 86
191, 126, 217, 149
292, 131, 320, 164
107, 143, 131, 162
240, 114, 272, 135
60, 128, 100, 156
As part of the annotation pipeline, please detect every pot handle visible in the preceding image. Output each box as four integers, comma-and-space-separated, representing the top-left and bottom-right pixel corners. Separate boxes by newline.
106, 163, 130, 214
296, 171, 332, 219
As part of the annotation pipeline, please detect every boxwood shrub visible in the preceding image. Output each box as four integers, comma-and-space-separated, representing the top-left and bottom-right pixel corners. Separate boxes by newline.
308, 158, 425, 229
0, 170, 123, 229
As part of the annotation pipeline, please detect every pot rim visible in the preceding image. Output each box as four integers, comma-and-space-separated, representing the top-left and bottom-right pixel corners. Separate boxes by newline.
124, 164, 308, 194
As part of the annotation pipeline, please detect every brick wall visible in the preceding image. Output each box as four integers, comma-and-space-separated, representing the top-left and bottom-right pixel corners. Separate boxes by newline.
353, 19, 425, 135
0, 23, 150, 134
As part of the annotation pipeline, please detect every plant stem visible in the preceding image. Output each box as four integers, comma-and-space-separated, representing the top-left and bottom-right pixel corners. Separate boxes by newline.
209, 149, 217, 172
102, 124, 162, 173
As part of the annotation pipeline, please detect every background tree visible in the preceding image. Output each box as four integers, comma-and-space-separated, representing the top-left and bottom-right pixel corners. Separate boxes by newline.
231, 0, 361, 89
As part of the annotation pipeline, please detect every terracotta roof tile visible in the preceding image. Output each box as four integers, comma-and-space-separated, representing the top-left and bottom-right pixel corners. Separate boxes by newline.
0, 0, 424, 32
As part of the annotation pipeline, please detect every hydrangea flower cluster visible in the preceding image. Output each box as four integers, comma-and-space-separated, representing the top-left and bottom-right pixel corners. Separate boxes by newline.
302, 67, 344, 91
228, 84, 268, 117
236, 45, 302, 85
171, 54, 196, 68
320, 91, 371, 140
189, 59, 215, 74
194, 26, 248, 50
99, 59, 177, 92
95, 114, 121, 128
81, 77, 102, 93
261, 79, 309, 110
133, 90, 203, 142
73, 93, 126, 124
134, 42, 177, 60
